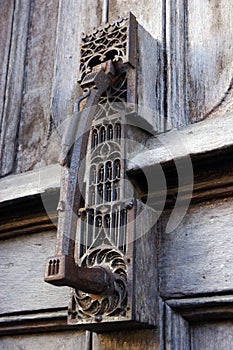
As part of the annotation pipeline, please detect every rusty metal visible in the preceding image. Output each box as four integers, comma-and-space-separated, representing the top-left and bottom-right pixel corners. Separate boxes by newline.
71, 247, 127, 318
44, 255, 114, 295
45, 61, 116, 295
78, 13, 137, 83
59, 61, 115, 167
44, 13, 138, 325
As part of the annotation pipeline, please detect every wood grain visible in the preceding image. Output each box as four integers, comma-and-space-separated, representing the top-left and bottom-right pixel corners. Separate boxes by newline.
165, 0, 233, 127
191, 321, 233, 350
159, 198, 233, 298
133, 203, 159, 326
0, 0, 14, 132
0, 0, 233, 348
50, 0, 101, 128
0, 0, 31, 176
0, 231, 69, 314
165, 0, 189, 129
0, 331, 87, 350
129, 112, 233, 171
93, 329, 159, 350
168, 295, 233, 322
187, 0, 233, 122
164, 304, 190, 350
0, 164, 60, 203
109, 0, 163, 40
15, 0, 59, 173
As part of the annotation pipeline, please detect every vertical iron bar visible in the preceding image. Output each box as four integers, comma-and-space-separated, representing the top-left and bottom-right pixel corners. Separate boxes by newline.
102, 0, 109, 24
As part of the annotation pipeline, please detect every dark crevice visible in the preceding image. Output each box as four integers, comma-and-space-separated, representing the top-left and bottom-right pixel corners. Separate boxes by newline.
162, 0, 168, 132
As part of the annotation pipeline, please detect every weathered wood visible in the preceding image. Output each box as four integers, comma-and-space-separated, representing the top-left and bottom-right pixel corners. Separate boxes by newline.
50, 1, 101, 129
168, 295, 233, 322
0, 231, 69, 314
133, 204, 159, 326
129, 112, 233, 170
129, 145, 233, 209
0, 0, 14, 130
0, 164, 60, 203
165, 0, 233, 127
165, 0, 189, 129
137, 25, 163, 132
109, 1, 164, 132
109, 0, 163, 40
164, 297, 233, 349
0, 0, 31, 176
0, 192, 59, 240
0, 331, 87, 350
15, 0, 60, 173
164, 304, 190, 350
0, 309, 67, 335
159, 198, 233, 298
191, 321, 233, 350
93, 329, 159, 350
187, 0, 233, 122
50, 0, 164, 139
0, 0, 233, 348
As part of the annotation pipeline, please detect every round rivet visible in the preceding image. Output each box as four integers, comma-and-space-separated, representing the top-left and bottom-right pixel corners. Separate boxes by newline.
126, 201, 134, 209
95, 315, 102, 322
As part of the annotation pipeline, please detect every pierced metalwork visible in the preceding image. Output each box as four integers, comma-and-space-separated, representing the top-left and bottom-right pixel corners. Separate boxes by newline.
72, 36, 133, 320
78, 13, 137, 83
71, 246, 127, 319
45, 12, 138, 328
76, 75, 128, 260
95, 72, 128, 120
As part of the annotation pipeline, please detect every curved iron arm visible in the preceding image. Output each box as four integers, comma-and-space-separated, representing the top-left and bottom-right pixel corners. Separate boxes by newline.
45, 61, 117, 295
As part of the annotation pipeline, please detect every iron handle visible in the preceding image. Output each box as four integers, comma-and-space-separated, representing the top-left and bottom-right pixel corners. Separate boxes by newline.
45, 60, 116, 296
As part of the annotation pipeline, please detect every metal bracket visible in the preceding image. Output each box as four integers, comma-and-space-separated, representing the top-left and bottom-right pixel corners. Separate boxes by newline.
43, 13, 151, 331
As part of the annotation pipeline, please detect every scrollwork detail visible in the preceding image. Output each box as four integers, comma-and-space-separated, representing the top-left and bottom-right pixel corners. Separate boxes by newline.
73, 246, 127, 319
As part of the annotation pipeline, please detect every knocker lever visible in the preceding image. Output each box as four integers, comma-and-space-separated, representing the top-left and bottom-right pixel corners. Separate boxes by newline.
44, 13, 157, 330
44, 60, 117, 295
44, 255, 115, 295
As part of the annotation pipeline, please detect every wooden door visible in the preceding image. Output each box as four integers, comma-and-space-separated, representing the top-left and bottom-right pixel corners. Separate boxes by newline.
0, 0, 233, 349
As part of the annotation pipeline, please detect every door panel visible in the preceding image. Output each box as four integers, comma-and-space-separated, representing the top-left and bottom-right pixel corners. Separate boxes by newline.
0, 331, 87, 350
93, 329, 159, 350
191, 321, 233, 350
159, 198, 233, 298
0, 231, 69, 315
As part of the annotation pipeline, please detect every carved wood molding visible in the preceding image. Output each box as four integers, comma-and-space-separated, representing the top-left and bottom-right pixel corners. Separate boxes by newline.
128, 144, 233, 208
167, 295, 233, 322
162, 295, 233, 350
0, 309, 67, 336
0, 192, 58, 240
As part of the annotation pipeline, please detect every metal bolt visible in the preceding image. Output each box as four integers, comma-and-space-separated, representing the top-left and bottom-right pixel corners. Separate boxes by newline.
126, 200, 134, 209
95, 315, 102, 322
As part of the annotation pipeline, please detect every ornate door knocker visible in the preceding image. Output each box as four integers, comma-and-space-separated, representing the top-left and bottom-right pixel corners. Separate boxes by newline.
45, 13, 158, 331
